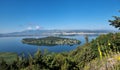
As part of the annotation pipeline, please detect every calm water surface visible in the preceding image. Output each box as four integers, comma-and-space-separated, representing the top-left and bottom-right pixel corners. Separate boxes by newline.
0, 36, 97, 56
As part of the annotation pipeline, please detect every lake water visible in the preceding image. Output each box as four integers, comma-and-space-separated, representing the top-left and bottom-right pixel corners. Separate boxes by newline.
0, 35, 97, 56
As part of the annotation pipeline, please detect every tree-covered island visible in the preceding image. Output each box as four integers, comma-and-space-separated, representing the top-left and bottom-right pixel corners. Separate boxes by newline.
22, 36, 81, 46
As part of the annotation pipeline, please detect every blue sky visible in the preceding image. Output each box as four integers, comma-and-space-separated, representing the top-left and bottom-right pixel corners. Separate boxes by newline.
0, 0, 120, 33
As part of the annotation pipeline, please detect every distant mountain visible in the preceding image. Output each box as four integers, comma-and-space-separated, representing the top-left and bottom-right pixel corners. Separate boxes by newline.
0, 30, 117, 37
0, 30, 62, 37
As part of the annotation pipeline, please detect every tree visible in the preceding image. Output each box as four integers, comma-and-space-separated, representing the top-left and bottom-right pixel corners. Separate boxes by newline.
109, 11, 120, 30
0, 58, 8, 70
85, 35, 89, 44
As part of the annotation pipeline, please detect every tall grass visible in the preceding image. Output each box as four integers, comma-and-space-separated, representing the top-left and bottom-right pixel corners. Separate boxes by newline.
84, 40, 120, 70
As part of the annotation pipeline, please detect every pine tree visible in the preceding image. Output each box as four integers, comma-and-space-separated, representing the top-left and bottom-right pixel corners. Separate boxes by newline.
109, 11, 120, 30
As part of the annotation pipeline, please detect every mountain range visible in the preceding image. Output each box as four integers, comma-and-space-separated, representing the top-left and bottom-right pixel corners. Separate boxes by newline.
0, 30, 117, 37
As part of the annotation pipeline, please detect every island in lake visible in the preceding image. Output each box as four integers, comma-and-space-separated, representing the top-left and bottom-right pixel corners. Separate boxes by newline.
22, 36, 81, 46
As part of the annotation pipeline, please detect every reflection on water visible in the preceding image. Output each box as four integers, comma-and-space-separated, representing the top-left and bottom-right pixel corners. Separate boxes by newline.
0, 36, 97, 56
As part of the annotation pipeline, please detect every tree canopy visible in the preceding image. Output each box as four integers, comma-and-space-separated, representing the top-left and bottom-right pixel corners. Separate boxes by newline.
109, 11, 120, 30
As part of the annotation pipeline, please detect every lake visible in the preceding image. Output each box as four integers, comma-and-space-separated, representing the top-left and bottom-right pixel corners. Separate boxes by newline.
0, 35, 97, 56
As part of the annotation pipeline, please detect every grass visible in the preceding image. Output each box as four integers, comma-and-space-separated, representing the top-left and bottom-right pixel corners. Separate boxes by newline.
83, 41, 120, 70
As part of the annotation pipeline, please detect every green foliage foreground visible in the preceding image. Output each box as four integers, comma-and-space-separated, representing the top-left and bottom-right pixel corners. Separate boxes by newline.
1, 33, 120, 70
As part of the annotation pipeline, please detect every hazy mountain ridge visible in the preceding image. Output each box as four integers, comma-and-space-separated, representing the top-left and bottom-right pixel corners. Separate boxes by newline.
0, 30, 117, 37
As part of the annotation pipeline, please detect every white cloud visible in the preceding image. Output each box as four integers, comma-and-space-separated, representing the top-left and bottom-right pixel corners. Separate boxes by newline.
27, 26, 32, 30
26, 25, 41, 30
35, 26, 40, 30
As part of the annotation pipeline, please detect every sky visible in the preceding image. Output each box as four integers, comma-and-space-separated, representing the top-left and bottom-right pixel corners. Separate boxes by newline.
0, 0, 120, 33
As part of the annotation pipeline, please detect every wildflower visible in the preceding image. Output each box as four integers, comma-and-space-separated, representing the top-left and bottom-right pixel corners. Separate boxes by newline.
115, 56, 120, 61
108, 42, 111, 46
117, 57, 120, 60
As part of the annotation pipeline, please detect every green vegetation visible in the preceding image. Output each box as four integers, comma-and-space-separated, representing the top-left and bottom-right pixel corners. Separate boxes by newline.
22, 36, 81, 46
109, 16, 120, 30
0, 52, 17, 64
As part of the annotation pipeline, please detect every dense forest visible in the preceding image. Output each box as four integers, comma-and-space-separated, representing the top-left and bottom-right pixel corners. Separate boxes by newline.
0, 12, 120, 70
